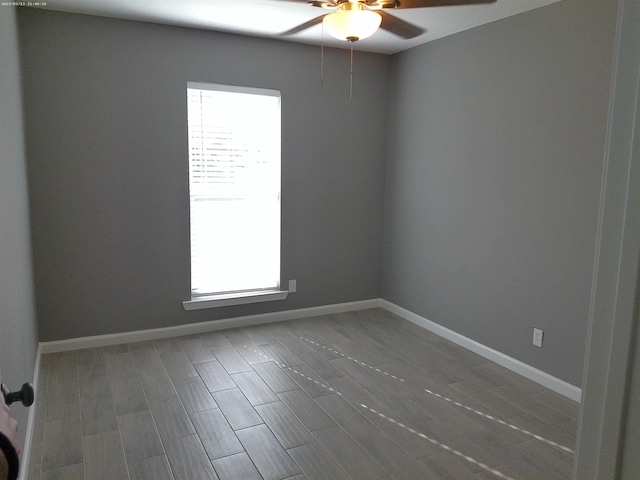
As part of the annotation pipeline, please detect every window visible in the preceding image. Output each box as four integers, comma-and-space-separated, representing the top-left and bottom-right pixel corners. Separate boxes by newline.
184, 82, 285, 309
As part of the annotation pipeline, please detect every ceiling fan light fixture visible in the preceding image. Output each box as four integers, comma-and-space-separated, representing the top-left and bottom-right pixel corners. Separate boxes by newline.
323, 7, 382, 42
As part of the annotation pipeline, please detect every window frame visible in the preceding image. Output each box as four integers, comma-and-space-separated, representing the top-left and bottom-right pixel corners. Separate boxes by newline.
182, 81, 288, 311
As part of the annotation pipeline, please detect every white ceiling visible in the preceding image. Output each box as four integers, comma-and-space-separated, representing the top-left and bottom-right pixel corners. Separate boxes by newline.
34, 0, 562, 55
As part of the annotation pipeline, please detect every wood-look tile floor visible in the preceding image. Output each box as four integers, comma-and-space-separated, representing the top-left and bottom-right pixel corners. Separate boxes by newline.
26, 309, 578, 480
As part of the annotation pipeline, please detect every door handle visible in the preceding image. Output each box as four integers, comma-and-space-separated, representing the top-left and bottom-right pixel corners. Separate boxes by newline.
1, 383, 34, 407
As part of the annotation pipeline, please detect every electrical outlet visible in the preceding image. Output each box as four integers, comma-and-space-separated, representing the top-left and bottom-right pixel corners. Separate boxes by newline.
533, 328, 544, 348
288, 279, 297, 293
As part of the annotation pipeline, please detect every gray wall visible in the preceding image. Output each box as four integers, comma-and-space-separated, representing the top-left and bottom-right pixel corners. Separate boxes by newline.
382, 0, 618, 387
18, 9, 389, 341
17, 2, 619, 389
0, 7, 40, 446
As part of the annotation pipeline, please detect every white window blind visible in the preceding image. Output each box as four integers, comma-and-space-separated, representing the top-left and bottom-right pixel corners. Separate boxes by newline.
187, 82, 281, 298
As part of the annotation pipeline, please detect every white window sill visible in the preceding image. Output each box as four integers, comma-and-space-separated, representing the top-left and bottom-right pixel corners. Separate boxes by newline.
183, 290, 289, 311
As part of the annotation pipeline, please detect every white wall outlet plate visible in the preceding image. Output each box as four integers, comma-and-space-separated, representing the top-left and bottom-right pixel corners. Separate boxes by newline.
533, 328, 544, 348
288, 279, 296, 293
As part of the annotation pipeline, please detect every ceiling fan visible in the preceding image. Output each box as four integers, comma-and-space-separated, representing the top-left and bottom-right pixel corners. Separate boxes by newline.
283, 0, 497, 42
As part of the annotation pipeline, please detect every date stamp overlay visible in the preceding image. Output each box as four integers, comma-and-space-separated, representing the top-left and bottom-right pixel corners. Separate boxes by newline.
1, 2, 48, 6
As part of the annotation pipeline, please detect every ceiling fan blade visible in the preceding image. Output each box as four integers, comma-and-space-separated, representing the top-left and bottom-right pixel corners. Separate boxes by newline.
309, 0, 338, 7
281, 15, 326, 35
279, 0, 337, 6
379, 11, 424, 39
371, 0, 496, 8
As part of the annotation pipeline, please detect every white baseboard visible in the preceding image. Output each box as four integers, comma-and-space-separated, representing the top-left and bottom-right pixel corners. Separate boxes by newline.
39, 299, 380, 354
379, 300, 582, 402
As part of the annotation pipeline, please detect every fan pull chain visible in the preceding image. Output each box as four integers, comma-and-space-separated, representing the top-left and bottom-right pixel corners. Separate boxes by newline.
349, 41, 354, 108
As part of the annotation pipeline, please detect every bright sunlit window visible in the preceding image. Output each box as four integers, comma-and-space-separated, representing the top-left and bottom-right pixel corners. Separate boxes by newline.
186, 82, 281, 300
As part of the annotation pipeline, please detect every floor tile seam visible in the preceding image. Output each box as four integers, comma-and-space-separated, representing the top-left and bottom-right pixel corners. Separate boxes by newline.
280, 433, 321, 452
203, 432, 245, 480
126, 454, 176, 480
210, 452, 261, 480
486, 387, 568, 427
32, 367, 50, 480
363, 406, 516, 480
89, 425, 133, 480
301, 336, 406, 383
249, 343, 416, 431
147, 395, 199, 443
138, 337, 206, 428
37, 461, 85, 480
233, 423, 303, 479
110, 415, 131, 479
424, 388, 575, 455
96, 360, 134, 480
506, 412, 576, 436
285, 442, 353, 480
346, 318, 450, 366
197, 331, 232, 350
308, 425, 390, 480
126, 346, 182, 477
216, 359, 254, 376
42, 361, 80, 417
462, 430, 570, 479
524, 393, 579, 421
510, 434, 575, 461
249, 400, 307, 448
228, 371, 281, 409
38, 370, 66, 478
254, 398, 320, 452
423, 377, 574, 452
299, 336, 576, 455
267, 337, 345, 389
242, 343, 515, 480
210, 383, 267, 441
159, 346, 198, 375
349, 319, 440, 357
362, 337, 462, 374
447, 382, 524, 419
39, 373, 84, 478
176, 336, 207, 366
250, 362, 299, 396
163, 433, 218, 480
311, 330, 438, 378
266, 337, 306, 364
76, 357, 87, 480
198, 434, 250, 464
274, 390, 340, 439
546, 423, 578, 447
350, 350, 569, 452
242, 344, 401, 456
350, 393, 502, 478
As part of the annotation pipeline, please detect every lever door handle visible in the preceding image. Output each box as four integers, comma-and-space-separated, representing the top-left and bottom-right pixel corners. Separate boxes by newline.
1, 382, 34, 407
